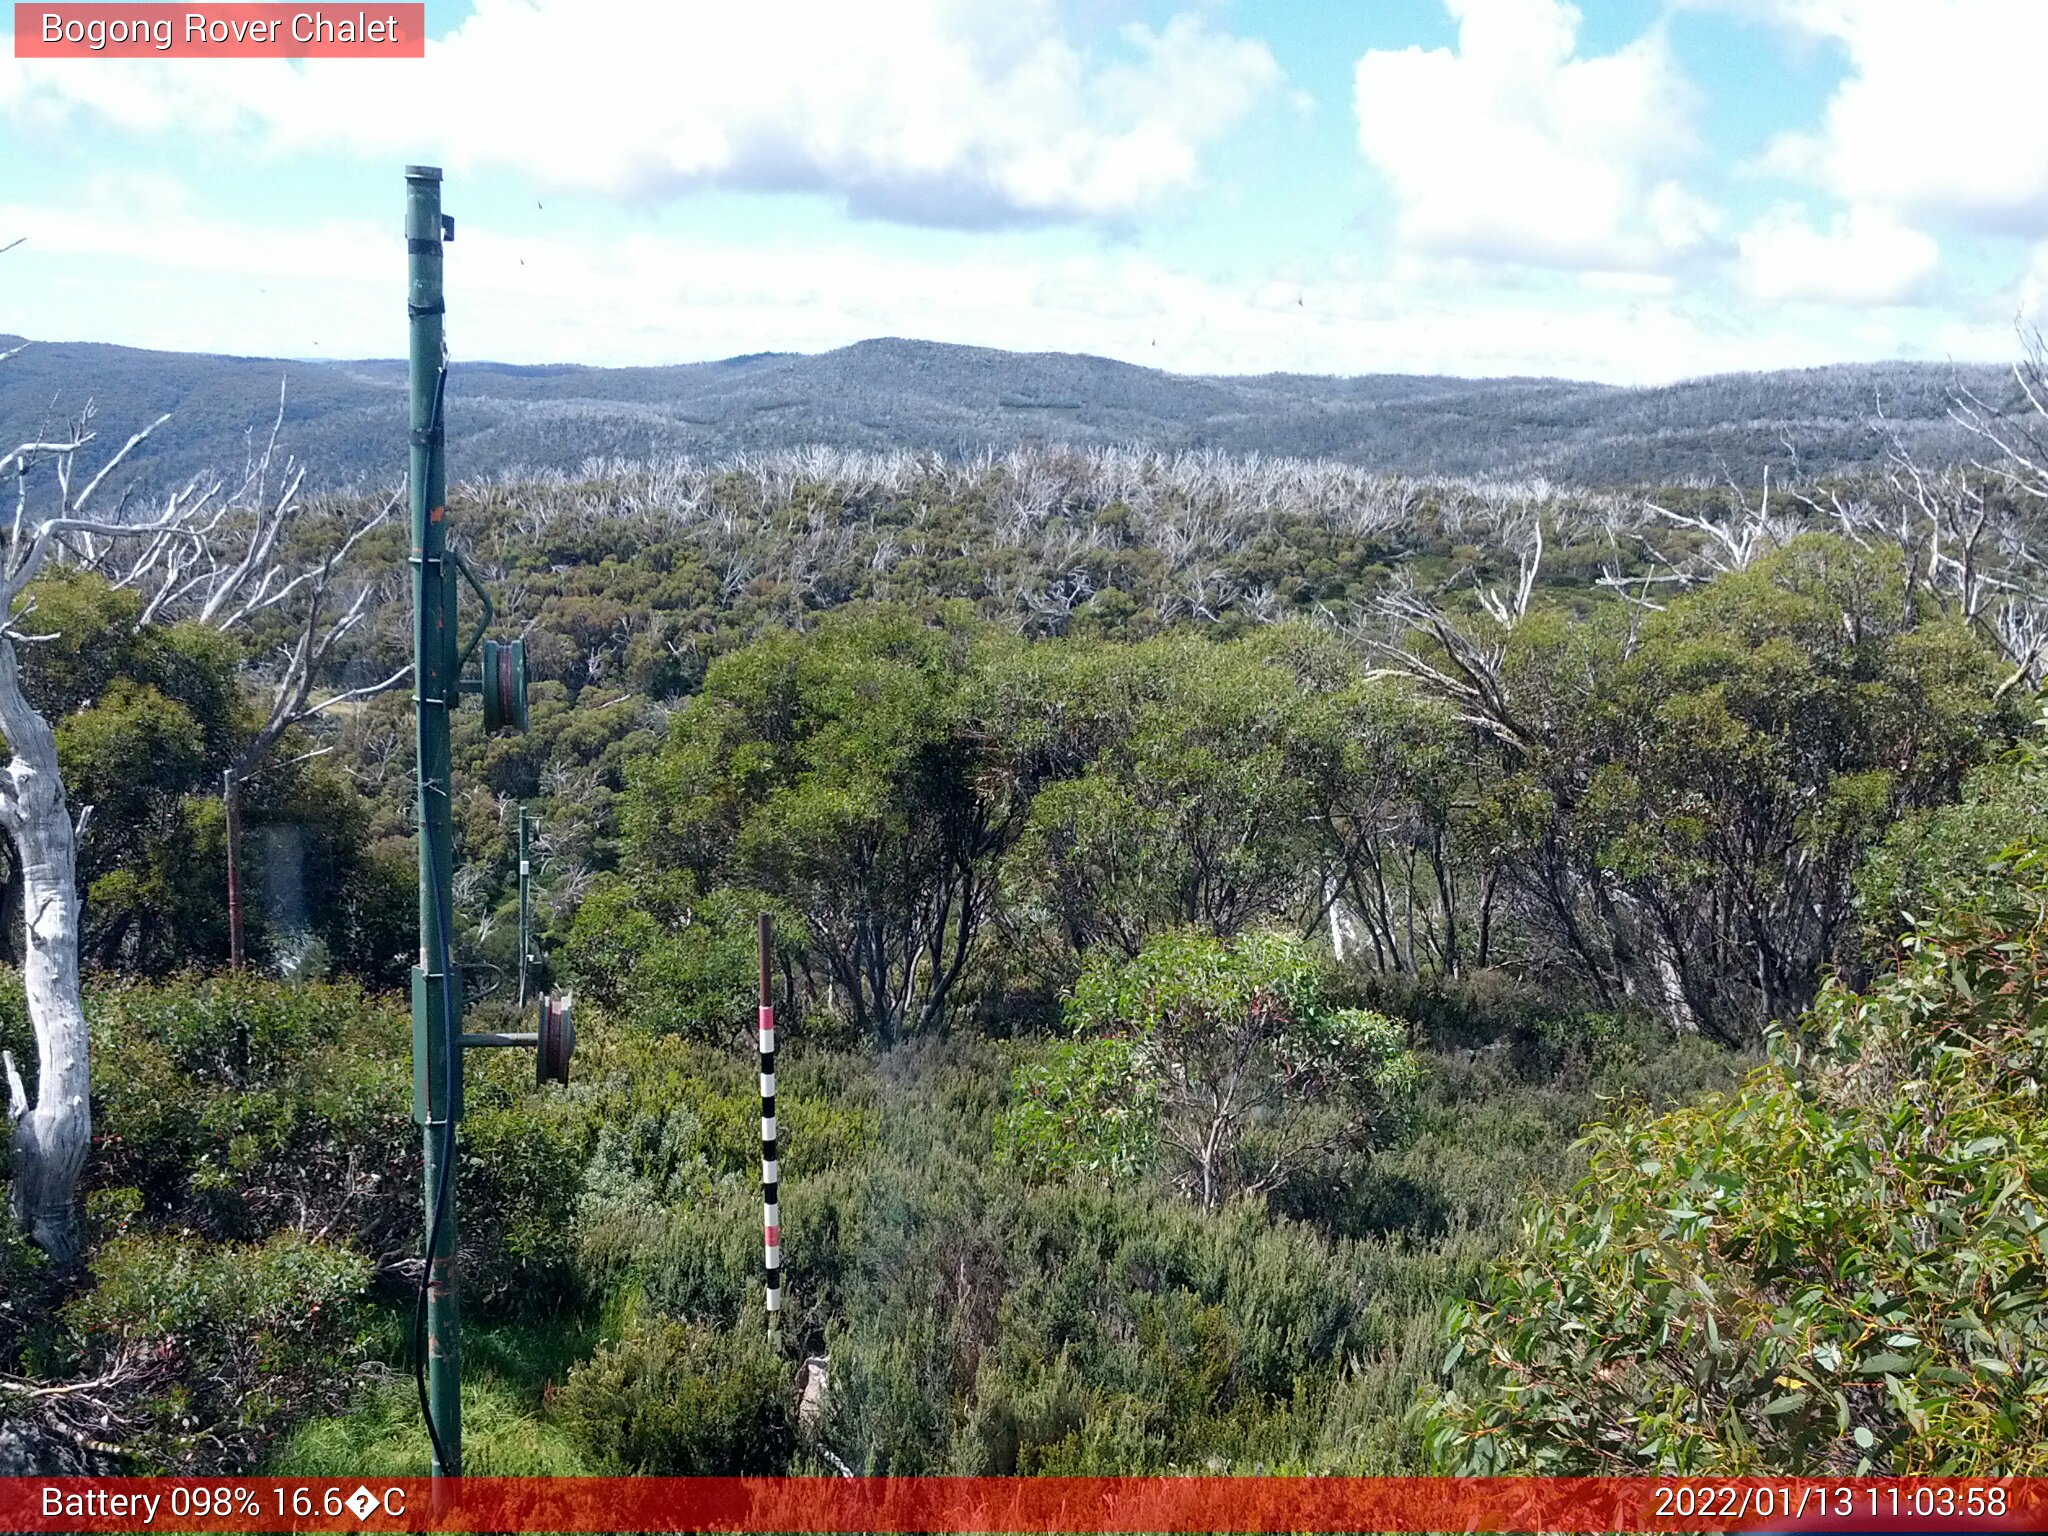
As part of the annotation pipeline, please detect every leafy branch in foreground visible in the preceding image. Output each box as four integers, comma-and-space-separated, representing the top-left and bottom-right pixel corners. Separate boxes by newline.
1424, 731, 2048, 1473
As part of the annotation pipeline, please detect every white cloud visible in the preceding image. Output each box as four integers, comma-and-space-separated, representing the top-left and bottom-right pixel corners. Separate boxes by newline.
0, 192, 1987, 386
1737, 203, 1940, 304
2016, 244, 2048, 329
1353, 0, 1716, 273
0, 1, 1284, 227
1739, 0, 2048, 235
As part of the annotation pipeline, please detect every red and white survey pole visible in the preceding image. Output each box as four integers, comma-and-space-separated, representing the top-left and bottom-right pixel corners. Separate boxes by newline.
758, 913, 782, 1337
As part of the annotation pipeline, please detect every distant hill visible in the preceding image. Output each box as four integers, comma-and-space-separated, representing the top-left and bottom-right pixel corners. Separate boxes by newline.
0, 334, 2012, 497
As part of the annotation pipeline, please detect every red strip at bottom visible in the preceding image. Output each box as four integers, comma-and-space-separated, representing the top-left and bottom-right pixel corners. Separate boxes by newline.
8, 1476, 2045, 1533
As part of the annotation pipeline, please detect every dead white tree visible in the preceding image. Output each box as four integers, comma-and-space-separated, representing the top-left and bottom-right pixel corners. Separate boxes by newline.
1, 379, 404, 1260
1642, 464, 1796, 580
1474, 516, 1544, 630
1928, 348, 2048, 691
1364, 570, 1532, 754
0, 400, 198, 1265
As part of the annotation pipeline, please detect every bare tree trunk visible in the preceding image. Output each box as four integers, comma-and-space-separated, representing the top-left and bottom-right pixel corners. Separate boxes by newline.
0, 640, 89, 1268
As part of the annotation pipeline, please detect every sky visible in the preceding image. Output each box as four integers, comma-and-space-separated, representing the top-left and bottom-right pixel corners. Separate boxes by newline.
3, 0, 2047, 384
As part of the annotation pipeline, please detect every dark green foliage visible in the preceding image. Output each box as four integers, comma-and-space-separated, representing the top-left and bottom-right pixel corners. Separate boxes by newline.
2, 953, 1738, 1476
560, 871, 767, 1044
0, 1202, 51, 1376
1000, 637, 1326, 959
1855, 710, 2048, 949
0, 972, 598, 1471
6, 393, 2040, 1483
22, 572, 242, 973
996, 1037, 1156, 1184
586, 536, 2017, 1055
555, 1014, 1730, 1477
1457, 536, 2020, 1038
458, 1055, 589, 1303
2, 570, 411, 980
154, 443, 2020, 1074
625, 606, 1024, 1047
554, 1317, 792, 1474
86, 974, 415, 1254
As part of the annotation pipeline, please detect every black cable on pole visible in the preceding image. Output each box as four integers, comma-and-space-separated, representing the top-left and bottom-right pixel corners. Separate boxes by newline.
413, 828, 458, 1476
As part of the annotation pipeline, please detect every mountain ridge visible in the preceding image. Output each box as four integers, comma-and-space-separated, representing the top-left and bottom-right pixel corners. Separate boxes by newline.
0, 333, 2009, 494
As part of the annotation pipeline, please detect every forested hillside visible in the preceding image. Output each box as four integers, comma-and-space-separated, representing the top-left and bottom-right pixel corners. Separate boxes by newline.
4, 366, 2047, 1475
0, 333, 2009, 497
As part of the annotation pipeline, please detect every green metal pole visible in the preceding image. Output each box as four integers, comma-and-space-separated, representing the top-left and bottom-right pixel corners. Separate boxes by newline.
406, 163, 461, 1478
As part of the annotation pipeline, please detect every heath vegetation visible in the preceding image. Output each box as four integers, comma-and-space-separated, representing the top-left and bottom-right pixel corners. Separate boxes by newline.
5, 342, 2048, 1475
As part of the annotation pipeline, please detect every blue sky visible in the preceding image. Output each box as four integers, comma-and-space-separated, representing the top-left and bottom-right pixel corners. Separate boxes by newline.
4, 0, 2046, 383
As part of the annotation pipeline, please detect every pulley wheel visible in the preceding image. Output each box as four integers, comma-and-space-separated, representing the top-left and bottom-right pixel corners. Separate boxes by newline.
537, 992, 574, 1087
481, 637, 529, 734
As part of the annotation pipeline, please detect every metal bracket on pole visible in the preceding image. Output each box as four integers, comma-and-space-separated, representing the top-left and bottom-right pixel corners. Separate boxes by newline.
451, 545, 493, 671
459, 992, 573, 1087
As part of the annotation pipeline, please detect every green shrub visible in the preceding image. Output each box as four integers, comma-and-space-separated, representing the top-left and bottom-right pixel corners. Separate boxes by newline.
561, 872, 769, 1043
553, 1317, 792, 1473
73, 1230, 369, 1344
0, 1207, 49, 1370
1046, 931, 1418, 1208
454, 1045, 599, 1304
574, 1029, 878, 1196
1857, 713, 2048, 950
996, 1037, 1156, 1183
66, 1231, 372, 1462
1424, 841, 2048, 1474
547, 1016, 1743, 1476
87, 975, 415, 1250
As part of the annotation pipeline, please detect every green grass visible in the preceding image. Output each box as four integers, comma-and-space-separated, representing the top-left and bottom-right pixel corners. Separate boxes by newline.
270, 1296, 604, 1476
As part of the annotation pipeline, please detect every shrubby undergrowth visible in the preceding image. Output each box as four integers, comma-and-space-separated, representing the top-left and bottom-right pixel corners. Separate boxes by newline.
0, 945, 1735, 1474
557, 1015, 1727, 1476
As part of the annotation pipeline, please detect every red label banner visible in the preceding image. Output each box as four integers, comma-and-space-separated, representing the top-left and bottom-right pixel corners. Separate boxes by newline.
13, 4, 425, 57
2, 1476, 2045, 1533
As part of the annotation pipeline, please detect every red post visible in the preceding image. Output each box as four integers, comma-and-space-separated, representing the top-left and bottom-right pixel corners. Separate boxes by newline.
223, 769, 245, 969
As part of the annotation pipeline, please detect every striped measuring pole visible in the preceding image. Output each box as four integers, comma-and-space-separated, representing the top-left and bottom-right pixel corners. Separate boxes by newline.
758, 913, 781, 1335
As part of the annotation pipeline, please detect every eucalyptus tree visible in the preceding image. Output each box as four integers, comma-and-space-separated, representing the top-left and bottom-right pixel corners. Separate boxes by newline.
625, 604, 1030, 1047
998, 633, 1326, 962
1369, 529, 2016, 1040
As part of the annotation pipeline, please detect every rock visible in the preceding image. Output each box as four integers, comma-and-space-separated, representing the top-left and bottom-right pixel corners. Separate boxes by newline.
796, 1353, 829, 1431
